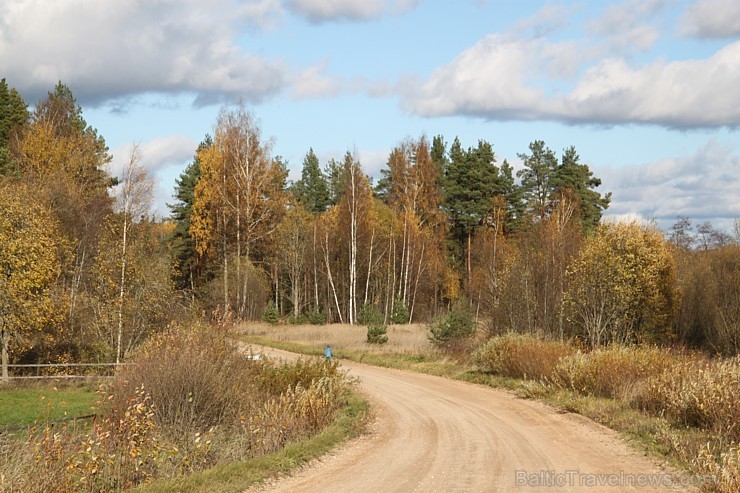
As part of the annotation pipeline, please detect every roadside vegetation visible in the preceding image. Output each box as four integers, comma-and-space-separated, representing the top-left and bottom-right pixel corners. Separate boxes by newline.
0, 324, 363, 492
243, 324, 739, 493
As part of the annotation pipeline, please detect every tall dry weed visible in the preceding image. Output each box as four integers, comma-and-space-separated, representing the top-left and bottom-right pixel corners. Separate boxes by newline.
635, 356, 739, 442
552, 345, 673, 399
473, 333, 576, 381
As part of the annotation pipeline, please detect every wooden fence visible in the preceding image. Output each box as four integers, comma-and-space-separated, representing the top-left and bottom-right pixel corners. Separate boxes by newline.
3, 363, 128, 380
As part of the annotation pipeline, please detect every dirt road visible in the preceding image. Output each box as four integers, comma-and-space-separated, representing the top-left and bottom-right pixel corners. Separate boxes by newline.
251, 346, 692, 493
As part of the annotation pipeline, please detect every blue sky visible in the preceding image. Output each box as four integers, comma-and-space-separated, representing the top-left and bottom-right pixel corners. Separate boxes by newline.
2, 0, 739, 232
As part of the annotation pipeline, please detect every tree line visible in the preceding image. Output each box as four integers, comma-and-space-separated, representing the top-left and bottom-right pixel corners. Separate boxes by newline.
1, 80, 738, 371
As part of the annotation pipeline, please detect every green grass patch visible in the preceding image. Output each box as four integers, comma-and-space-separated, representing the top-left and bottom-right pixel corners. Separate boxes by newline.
129, 391, 368, 493
0, 383, 97, 428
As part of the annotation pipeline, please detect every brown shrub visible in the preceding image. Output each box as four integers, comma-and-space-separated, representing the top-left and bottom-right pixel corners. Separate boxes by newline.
552, 345, 673, 399
473, 333, 576, 381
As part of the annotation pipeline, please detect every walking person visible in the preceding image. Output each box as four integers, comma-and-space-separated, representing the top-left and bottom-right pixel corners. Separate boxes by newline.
325, 344, 333, 361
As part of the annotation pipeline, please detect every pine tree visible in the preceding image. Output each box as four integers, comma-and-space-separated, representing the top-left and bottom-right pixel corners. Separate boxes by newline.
553, 146, 611, 231
293, 148, 330, 212
168, 136, 210, 292
517, 140, 558, 220
0, 79, 28, 176
444, 138, 499, 281
498, 159, 525, 233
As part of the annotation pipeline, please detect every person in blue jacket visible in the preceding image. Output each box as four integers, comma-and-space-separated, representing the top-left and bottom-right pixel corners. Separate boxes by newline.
325, 344, 333, 361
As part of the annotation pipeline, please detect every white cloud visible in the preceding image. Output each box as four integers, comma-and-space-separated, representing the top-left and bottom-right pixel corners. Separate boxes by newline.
0, 0, 287, 107
109, 136, 197, 179
680, 0, 740, 38
285, 0, 418, 23
565, 42, 740, 127
598, 140, 740, 232
405, 35, 544, 119
291, 60, 344, 99
406, 36, 740, 128
109, 136, 198, 217
513, 3, 579, 37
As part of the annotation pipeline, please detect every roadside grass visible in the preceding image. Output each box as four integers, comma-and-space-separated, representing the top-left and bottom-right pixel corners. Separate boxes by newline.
130, 392, 368, 493
242, 323, 739, 492
1, 325, 370, 492
0, 382, 97, 429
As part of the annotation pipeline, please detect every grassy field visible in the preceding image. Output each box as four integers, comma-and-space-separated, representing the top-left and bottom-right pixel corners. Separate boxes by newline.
242, 322, 433, 355
0, 382, 98, 429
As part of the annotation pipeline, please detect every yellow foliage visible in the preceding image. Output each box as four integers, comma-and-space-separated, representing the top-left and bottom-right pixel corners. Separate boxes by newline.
0, 181, 65, 353
567, 220, 679, 346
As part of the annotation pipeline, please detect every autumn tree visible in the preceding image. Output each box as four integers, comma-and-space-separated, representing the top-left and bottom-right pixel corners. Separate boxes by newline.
566, 221, 678, 346
274, 203, 312, 318
0, 182, 65, 380
336, 152, 374, 324
190, 104, 287, 318
11, 83, 114, 329
383, 137, 446, 321
90, 217, 176, 362
113, 145, 154, 363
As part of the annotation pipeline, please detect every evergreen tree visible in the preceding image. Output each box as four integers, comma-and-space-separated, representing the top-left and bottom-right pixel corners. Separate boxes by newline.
0, 79, 28, 176
553, 146, 611, 231
498, 159, 525, 233
444, 138, 499, 279
168, 136, 211, 292
430, 134, 449, 178
517, 140, 558, 220
324, 158, 343, 206
293, 148, 330, 212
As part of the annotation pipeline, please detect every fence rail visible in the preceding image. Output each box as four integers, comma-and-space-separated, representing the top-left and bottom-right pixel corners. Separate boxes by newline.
7, 363, 128, 368
2, 362, 129, 381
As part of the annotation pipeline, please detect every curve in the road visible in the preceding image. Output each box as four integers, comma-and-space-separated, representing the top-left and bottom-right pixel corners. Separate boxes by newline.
250, 347, 691, 493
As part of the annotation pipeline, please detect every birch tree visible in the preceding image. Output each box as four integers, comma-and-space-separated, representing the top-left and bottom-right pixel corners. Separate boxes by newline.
191, 105, 287, 318
114, 144, 153, 363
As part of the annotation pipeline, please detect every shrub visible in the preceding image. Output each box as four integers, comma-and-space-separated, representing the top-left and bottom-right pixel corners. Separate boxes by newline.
367, 323, 388, 345
107, 324, 253, 437
0, 324, 355, 491
391, 298, 410, 324
552, 345, 672, 399
357, 302, 383, 326
428, 299, 476, 349
307, 307, 326, 325
288, 313, 307, 325
473, 333, 576, 381
261, 301, 280, 324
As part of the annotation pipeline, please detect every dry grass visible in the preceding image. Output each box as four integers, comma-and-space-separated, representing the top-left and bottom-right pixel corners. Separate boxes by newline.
552, 345, 676, 400
240, 322, 434, 355
473, 333, 576, 381
634, 356, 740, 443
0, 323, 356, 492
